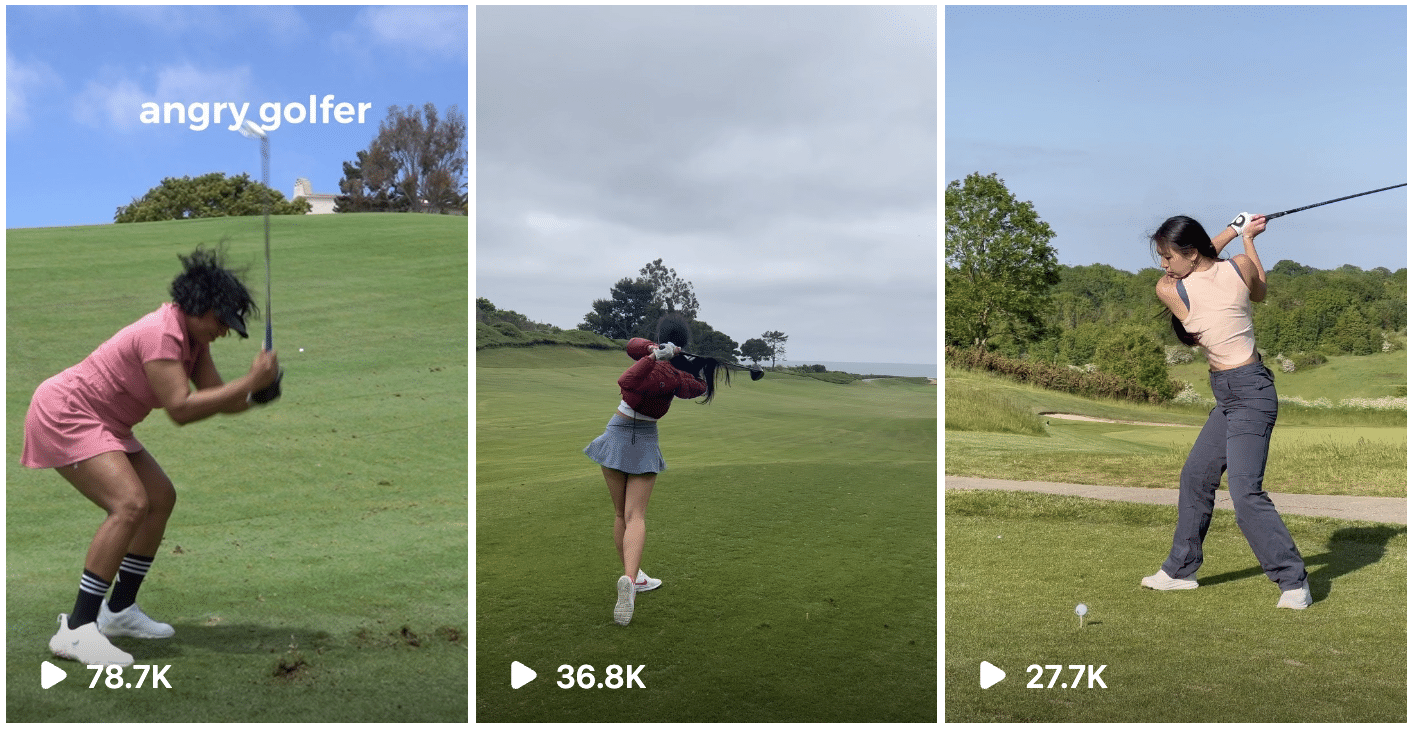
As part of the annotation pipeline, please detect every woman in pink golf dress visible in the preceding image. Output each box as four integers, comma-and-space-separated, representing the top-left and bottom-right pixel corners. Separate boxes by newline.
24, 246, 280, 666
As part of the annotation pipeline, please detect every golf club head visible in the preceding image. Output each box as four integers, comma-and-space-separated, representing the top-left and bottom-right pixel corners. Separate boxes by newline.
749, 368, 764, 381
238, 120, 267, 140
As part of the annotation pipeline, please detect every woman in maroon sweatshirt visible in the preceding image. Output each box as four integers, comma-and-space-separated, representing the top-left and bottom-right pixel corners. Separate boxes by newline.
584, 315, 729, 626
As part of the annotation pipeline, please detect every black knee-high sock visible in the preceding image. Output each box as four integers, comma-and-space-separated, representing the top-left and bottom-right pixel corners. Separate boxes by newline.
106, 554, 155, 613
69, 569, 111, 629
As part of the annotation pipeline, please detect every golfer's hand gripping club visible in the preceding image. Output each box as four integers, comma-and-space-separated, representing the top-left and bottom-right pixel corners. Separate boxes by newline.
652, 343, 679, 361
250, 348, 282, 405
1229, 212, 1253, 236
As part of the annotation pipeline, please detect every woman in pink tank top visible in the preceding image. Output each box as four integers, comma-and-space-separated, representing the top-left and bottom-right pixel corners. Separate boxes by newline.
24, 246, 281, 666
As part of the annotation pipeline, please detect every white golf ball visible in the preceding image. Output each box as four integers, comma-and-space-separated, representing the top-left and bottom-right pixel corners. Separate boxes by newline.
1075, 604, 1088, 616
299, 348, 304, 352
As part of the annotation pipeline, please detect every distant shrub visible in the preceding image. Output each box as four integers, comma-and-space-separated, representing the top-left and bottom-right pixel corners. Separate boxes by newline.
1172, 381, 1205, 404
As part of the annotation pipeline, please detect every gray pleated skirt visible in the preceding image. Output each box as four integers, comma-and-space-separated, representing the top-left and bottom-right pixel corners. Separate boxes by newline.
584, 413, 666, 474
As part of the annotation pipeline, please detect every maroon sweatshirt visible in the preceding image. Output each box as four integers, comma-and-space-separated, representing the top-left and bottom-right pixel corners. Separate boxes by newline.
617, 338, 707, 418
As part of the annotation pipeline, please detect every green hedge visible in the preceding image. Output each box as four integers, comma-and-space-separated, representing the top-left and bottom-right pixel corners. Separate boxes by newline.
476, 322, 619, 351
945, 346, 1179, 404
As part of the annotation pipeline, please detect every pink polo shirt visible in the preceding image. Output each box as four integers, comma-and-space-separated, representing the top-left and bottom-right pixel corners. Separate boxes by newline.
21, 303, 205, 468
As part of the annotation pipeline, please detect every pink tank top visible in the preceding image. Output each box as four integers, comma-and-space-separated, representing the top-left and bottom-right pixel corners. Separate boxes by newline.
1177, 259, 1255, 368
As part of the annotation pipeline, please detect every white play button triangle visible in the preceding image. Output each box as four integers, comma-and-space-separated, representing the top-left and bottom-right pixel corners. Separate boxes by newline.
511, 661, 537, 689
41, 661, 67, 689
980, 660, 1005, 689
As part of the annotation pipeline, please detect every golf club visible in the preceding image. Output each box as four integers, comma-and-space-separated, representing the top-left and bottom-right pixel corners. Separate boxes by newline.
237, 120, 283, 403
1264, 183, 1406, 220
678, 349, 765, 381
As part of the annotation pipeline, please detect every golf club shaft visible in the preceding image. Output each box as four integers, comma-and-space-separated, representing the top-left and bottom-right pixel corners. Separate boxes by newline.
262, 136, 272, 351
677, 349, 758, 370
1265, 183, 1406, 220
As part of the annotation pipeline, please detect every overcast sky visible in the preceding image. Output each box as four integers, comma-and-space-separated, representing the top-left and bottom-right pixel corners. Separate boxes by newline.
476, 5, 937, 365
947, 5, 1406, 275
7, 5, 467, 229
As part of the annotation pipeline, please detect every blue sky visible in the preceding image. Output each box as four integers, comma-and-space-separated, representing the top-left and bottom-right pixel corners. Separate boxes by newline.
946, 5, 1406, 274
7, 5, 468, 230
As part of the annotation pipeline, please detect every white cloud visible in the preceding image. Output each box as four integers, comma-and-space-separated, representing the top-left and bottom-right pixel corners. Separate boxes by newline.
356, 6, 467, 62
7, 52, 63, 125
72, 64, 253, 131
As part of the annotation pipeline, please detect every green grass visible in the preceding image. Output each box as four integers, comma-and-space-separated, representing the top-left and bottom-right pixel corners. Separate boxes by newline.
1169, 349, 1407, 403
945, 490, 1406, 722
6, 214, 467, 721
476, 347, 936, 721
945, 368, 1406, 496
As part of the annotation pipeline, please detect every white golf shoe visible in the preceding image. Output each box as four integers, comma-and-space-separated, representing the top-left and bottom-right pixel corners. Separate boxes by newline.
1276, 581, 1312, 610
49, 614, 134, 666
98, 603, 175, 639
614, 575, 635, 626
634, 569, 661, 592
1141, 569, 1199, 590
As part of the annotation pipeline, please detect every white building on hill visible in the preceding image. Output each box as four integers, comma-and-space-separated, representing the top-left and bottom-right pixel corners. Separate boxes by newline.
294, 178, 338, 214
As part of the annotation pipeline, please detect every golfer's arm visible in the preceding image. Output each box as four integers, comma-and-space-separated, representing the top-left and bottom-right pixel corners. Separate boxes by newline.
1210, 225, 1239, 256
1241, 237, 1268, 302
190, 349, 252, 415
146, 360, 252, 425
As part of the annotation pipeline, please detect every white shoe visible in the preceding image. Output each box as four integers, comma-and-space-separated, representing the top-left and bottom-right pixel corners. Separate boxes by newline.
1141, 569, 1199, 590
99, 603, 175, 639
634, 569, 661, 592
614, 575, 635, 626
49, 614, 134, 666
1277, 581, 1312, 610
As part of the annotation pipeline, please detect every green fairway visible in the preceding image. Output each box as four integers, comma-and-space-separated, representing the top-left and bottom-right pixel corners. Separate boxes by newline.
945, 490, 1406, 722
476, 346, 936, 721
945, 367, 1406, 496
7, 215, 467, 721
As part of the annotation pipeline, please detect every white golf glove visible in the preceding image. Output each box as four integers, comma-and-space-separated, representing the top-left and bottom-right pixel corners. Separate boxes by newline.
1229, 212, 1253, 236
652, 343, 678, 361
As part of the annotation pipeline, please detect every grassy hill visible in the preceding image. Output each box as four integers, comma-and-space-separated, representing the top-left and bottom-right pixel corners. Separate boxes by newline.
1168, 349, 1406, 403
945, 360, 1405, 497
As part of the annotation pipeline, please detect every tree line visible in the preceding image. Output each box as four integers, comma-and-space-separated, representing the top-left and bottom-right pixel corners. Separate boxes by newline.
477, 259, 789, 367
946, 171, 1406, 398
115, 103, 466, 222
577, 259, 788, 366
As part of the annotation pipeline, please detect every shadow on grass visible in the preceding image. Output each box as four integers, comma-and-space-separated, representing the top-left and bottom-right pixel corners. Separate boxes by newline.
107, 622, 336, 662
1195, 525, 1407, 602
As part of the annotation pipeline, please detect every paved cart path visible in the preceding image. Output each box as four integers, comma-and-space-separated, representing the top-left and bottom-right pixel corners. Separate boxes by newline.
945, 475, 1406, 525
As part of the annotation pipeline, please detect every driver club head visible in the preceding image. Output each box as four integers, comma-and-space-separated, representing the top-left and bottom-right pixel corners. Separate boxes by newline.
749, 368, 764, 381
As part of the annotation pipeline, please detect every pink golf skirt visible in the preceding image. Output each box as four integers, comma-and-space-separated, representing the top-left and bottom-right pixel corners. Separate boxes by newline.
21, 373, 144, 469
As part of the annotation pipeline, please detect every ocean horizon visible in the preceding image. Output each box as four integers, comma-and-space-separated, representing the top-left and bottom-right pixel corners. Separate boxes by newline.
777, 360, 937, 379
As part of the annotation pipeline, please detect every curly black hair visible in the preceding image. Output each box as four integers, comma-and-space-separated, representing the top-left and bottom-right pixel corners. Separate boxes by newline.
169, 245, 258, 336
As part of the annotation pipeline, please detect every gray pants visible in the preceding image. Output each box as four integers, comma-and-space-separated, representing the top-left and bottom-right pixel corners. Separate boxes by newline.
1161, 359, 1308, 590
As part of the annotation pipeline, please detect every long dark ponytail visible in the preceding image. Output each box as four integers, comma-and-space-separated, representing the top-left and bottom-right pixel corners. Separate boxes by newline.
656, 312, 731, 404
1151, 216, 1218, 347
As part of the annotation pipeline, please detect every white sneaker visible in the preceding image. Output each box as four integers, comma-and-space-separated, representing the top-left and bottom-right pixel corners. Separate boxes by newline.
1141, 569, 1199, 590
1277, 581, 1312, 610
634, 569, 661, 592
99, 603, 175, 639
613, 575, 635, 626
49, 614, 134, 666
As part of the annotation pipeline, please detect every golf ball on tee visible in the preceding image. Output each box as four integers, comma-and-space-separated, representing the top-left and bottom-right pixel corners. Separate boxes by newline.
1075, 604, 1088, 617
